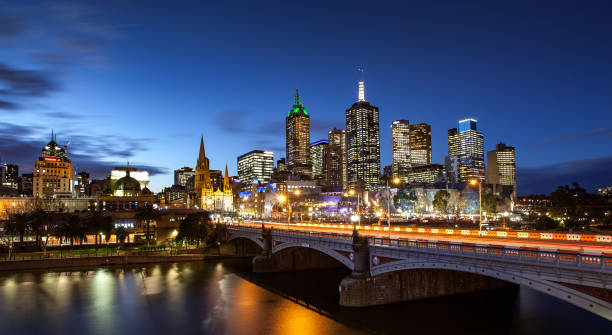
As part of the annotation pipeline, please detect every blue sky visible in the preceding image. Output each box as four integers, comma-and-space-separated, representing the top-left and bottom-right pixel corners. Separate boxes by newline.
1, 0, 611, 195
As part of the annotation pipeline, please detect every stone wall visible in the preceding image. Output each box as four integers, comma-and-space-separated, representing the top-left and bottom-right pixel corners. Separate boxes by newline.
0, 255, 205, 271
340, 268, 514, 307
253, 247, 343, 273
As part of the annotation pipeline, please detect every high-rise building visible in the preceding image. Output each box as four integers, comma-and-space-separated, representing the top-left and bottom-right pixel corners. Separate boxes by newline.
325, 128, 347, 190
1, 163, 18, 188
286, 89, 311, 178
391, 120, 411, 182
237, 150, 274, 187
409, 123, 432, 166
487, 142, 516, 195
310, 140, 328, 181
444, 155, 460, 184
447, 128, 460, 156
77, 172, 89, 196
19, 173, 33, 195
346, 79, 381, 190
407, 164, 445, 184
174, 167, 195, 190
33, 133, 76, 197
455, 118, 485, 182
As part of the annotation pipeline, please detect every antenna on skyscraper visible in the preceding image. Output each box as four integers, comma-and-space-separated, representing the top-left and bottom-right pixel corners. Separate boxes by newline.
357, 67, 365, 102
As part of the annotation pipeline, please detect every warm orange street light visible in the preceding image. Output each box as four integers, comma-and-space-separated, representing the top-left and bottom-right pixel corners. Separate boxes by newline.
294, 189, 301, 196
392, 177, 401, 185
470, 179, 483, 231
277, 194, 286, 203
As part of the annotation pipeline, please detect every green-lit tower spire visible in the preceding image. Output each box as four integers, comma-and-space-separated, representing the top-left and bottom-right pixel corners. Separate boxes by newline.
286, 88, 311, 178
288, 88, 308, 116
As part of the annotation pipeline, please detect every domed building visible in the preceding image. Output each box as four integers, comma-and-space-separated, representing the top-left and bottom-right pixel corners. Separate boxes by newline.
99, 165, 154, 211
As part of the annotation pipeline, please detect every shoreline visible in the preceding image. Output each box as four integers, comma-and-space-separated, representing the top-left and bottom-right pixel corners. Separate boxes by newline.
0, 254, 249, 272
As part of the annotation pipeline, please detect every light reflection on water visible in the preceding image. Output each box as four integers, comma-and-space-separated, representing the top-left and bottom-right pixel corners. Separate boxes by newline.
0, 261, 609, 335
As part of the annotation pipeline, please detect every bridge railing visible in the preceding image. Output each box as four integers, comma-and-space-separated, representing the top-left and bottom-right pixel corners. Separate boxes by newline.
368, 236, 612, 272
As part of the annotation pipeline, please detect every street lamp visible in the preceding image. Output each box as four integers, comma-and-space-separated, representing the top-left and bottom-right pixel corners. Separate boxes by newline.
347, 189, 360, 226
386, 177, 401, 238
470, 178, 483, 232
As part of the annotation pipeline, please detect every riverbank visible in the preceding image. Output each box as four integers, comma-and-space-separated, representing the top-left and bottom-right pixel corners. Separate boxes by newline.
0, 253, 248, 271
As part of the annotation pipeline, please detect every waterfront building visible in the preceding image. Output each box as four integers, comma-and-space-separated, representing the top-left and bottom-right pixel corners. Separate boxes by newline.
174, 167, 195, 190
98, 165, 154, 211
310, 140, 328, 181
391, 120, 411, 182
237, 150, 274, 187
286, 89, 311, 178
409, 123, 432, 166
325, 128, 347, 191
195, 137, 234, 212
487, 142, 517, 195
33, 134, 76, 197
407, 164, 445, 184
455, 118, 485, 182
346, 79, 381, 190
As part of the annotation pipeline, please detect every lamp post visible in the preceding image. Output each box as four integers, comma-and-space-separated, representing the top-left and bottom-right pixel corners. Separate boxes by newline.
470, 179, 482, 231
345, 189, 361, 226
387, 177, 401, 238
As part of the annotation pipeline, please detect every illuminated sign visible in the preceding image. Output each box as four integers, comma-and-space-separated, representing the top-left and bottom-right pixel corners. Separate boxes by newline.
44, 158, 60, 162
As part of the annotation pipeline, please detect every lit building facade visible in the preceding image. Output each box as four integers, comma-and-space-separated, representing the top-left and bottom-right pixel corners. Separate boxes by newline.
310, 140, 328, 181
174, 167, 195, 190
194, 137, 233, 212
237, 150, 274, 187
77, 172, 89, 196
1, 163, 18, 189
33, 135, 75, 197
346, 80, 381, 190
325, 128, 347, 190
409, 123, 432, 166
286, 89, 311, 178
456, 118, 485, 182
407, 164, 445, 184
391, 120, 411, 182
447, 128, 460, 156
487, 142, 516, 195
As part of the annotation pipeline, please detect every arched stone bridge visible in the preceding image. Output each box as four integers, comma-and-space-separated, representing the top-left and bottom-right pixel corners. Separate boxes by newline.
221, 224, 612, 321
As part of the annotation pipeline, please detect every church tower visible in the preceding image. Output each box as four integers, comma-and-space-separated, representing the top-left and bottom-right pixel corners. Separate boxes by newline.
195, 136, 214, 210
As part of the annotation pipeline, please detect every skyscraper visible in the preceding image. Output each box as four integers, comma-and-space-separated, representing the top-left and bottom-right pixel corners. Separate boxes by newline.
286, 89, 311, 178
325, 128, 347, 190
1, 163, 18, 189
33, 133, 75, 197
409, 123, 432, 166
447, 128, 460, 156
391, 120, 410, 182
487, 142, 516, 195
310, 140, 328, 181
346, 80, 380, 190
456, 118, 485, 182
237, 150, 274, 186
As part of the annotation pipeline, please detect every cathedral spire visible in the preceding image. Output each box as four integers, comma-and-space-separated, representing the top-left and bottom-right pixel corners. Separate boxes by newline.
223, 163, 230, 191
198, 136, 206, 162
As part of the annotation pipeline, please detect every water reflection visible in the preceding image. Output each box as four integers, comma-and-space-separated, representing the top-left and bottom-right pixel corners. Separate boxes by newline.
0, 260, 609, 335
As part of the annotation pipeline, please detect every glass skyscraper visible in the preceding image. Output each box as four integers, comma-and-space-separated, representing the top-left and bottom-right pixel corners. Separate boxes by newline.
346, 80, 381, 190
326, 128, 347, 190
237, 150, 274, 186
310, 140, 328, 181
391, 120, 411, 183
487, 142, 516, 195
409, 123, 432, 166
456, 118, 485, 182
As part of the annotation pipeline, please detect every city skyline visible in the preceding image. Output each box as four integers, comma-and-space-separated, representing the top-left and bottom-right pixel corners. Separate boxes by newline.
1, 1, 612, 194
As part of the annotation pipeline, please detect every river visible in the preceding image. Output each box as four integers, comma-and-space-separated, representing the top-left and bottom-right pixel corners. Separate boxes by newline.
0, 259, 609, 334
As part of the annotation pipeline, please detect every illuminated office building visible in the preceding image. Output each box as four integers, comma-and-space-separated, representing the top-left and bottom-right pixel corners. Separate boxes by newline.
346, 79, 381, 190
325, 128, 347, 190
456, 118, 485, 182
487, 142, 516, 195
237, 150, 274, 186
286, 89, 311, 178
174, 167, 195, 190
310, 140, 328, 181
1, 163, 18, 189
33, 133, 75, 197
391, 120, 411, 182
407, 164, 445, 184
409, 123, 432, 166
447, 128, 460, 156
77, 172, 89, 196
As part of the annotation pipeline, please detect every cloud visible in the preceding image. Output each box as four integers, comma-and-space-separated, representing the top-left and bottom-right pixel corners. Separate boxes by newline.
0, 15, 29, 37
0, 63, 59, 109
517, 156, 612, 195
538, 128, 612, 145
57, 37, 100, 51
0, 122, 166, 179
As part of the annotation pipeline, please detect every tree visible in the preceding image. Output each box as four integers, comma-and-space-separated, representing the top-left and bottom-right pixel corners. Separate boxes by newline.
114, 226, 129, 248
447, 192, 466, 223
88, 211, 112, 249
433, 190, 450, 214
5, 213, 29, 251
135, 204, 161, 245
394, 188, 417, 213
175, 212, 213, 246
56, 215, 86, 246
29, 209, 55, 254
535, 216, 558, 230
482, 193, 499, 216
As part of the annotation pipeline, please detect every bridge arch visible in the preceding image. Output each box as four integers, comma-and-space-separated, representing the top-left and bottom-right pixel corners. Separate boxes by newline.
227, 234, 264, 250
371, 259, 612, 320
272, 242, 355, 271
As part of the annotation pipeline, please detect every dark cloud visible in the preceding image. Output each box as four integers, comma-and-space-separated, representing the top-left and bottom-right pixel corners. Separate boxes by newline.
58, 37, 100, 51
0, 15, 28, 37
0, 63, 59, 109
538, 128, 612, 145
517, 156, 612, 196
0, 122, 166, 179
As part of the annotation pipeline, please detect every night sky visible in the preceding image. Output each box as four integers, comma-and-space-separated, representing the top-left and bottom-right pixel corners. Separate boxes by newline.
1, 1, 611, 195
